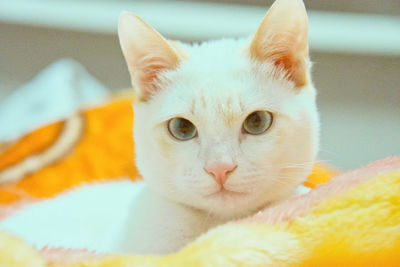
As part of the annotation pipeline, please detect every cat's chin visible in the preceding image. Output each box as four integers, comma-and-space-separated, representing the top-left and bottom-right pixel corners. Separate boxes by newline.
193, 184, 301, 219
204, 201, 263, 220
196, 190, 266, 219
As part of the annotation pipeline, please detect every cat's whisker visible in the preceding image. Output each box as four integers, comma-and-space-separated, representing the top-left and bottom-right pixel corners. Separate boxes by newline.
272, 179, 299, 187
281, 161, 316, 168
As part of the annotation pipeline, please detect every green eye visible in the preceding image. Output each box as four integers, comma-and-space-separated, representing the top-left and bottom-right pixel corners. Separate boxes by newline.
168, 118, 197, 141
243, 111, 273, 135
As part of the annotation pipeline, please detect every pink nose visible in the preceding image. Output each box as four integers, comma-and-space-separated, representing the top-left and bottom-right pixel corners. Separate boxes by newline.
205, 163, 237, 186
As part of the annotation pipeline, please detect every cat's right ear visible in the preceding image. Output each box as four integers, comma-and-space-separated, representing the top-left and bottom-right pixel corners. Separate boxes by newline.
118, 13, 180, 101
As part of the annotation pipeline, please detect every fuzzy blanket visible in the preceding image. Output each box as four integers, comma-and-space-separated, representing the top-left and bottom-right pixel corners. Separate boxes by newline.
1, 97, 399, 266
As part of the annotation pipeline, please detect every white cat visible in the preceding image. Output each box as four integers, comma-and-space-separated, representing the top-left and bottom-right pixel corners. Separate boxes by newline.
0, 0, 319, 255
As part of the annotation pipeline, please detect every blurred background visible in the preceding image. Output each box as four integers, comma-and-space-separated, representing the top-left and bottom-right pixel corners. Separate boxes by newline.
0, 0, 399, 170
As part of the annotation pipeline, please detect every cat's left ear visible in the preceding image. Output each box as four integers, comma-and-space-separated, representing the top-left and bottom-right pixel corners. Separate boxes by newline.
250, 0, 309, 88
118, 13, 181, 101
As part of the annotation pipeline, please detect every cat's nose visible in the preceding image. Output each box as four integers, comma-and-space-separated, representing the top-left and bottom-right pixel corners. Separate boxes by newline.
205, 163, 237, 186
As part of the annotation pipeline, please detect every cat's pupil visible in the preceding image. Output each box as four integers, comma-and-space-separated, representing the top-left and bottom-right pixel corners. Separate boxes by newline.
243, 111, 273, 135
248, 114, 262, 127
168, 118, 197, 141
178, 120, 193, 135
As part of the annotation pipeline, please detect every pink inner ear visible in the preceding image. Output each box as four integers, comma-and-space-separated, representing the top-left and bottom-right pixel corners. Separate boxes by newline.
250, 31, 308, 88
272, 48, 307, 88
118, 13, 181, 101
134, 55, 175, 99
128, 41, 180, 102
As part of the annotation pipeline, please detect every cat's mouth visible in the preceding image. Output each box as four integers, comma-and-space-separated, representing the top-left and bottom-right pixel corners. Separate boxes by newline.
206, 188, 247, 198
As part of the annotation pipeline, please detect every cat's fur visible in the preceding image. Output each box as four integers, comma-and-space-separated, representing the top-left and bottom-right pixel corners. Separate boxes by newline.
0, 0, 319, 254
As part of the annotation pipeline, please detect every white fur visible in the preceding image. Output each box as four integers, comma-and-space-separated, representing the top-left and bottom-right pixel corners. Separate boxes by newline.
0, 0, 320, 254
134, 38, 319, 219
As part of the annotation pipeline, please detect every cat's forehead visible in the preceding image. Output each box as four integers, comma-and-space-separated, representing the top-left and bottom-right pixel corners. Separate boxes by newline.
173, 38, 288, 99
153, 38, 294, 125
163, 40, 253, 119
179, 38, 249, 77
159, 83, 249, 128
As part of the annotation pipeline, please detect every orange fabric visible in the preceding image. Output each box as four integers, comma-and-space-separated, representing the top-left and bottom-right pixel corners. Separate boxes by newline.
0, 96, 336, 205
0, 190, 20, 204
0, 122, 63, 170
0, 99, 140, 204
304, 162, 339, 188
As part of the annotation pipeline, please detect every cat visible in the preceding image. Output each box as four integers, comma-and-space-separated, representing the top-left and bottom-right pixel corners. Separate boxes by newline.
0, 0, 319, 255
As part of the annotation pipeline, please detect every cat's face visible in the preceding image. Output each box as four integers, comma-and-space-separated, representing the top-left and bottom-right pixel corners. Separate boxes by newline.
119, 0, 319, 218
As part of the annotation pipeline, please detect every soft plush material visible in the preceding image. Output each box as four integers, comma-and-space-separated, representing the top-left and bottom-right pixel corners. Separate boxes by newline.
0, 97, 138, 205
1, 97, 399, 266
0, 58, 110, 142
0, 156, 399, 266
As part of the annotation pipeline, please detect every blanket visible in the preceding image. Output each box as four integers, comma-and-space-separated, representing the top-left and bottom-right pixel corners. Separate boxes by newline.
0, 153, 399, 266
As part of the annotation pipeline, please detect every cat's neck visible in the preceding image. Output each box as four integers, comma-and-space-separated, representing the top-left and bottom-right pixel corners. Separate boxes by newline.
119, 183, 227, 254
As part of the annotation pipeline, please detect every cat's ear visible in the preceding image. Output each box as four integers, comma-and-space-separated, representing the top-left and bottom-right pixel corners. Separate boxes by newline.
250, 0, 309, 88
118, 13, 180, 101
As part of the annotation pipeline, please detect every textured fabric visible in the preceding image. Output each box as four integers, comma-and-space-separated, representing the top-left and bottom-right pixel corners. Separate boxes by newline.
0, 157, 398, 266
0, 98, 138, 205
0, 59, 110, 142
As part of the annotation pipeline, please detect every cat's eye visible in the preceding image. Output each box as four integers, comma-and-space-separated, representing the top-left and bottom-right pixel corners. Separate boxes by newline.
243, 111, 273, 135
168, 118, 197, 141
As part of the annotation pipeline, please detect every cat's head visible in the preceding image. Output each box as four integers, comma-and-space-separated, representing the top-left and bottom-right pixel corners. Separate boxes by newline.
118, 0, 319, 218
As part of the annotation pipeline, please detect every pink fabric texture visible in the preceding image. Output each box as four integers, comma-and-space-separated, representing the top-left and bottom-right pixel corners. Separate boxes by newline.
241, 156, 400, 224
